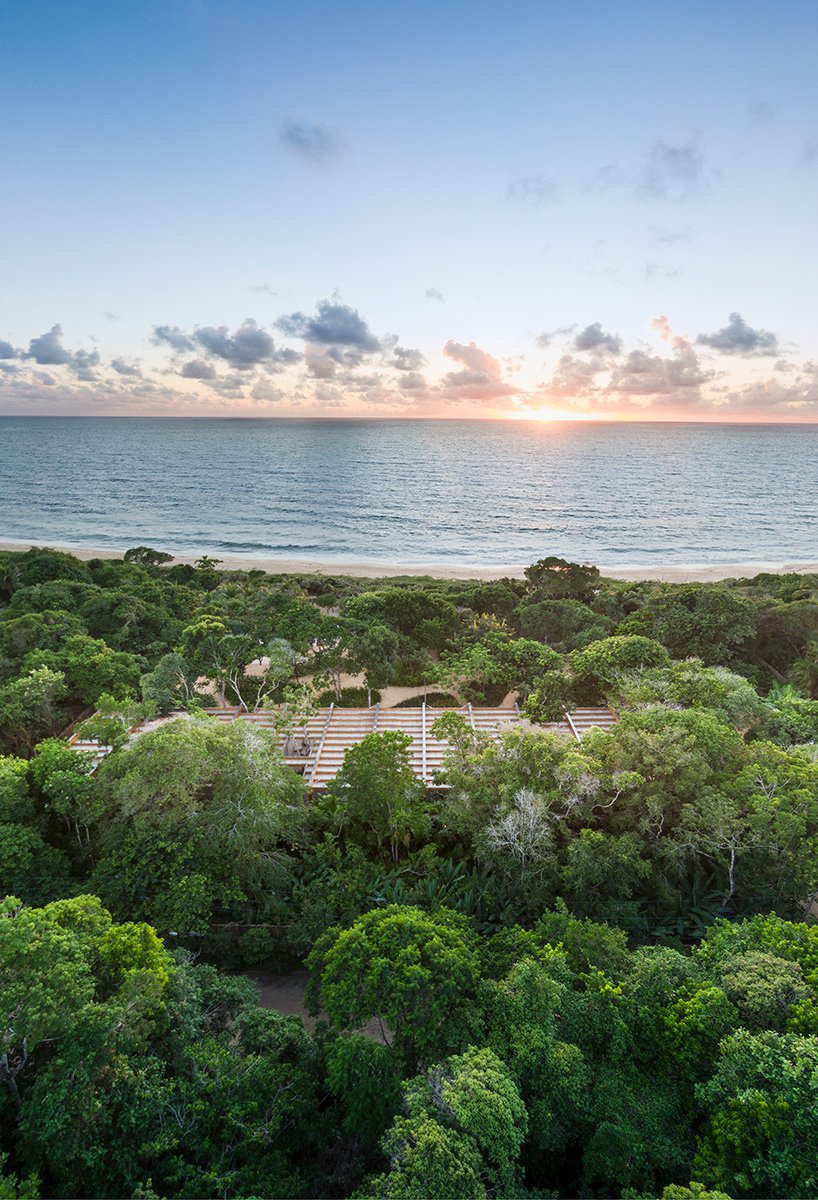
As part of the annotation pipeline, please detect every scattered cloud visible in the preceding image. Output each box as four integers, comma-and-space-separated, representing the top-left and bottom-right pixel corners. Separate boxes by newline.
70, 348, 101, 380
696, 312, 779, 356
392, 346, 426, 371
25, 324, 72, 365
748, 97, 775, 124
276, 299, 381, 376
638, 138, 705, 201
193, 319, 297, 370
23, 324, 100, 377
535, 325, 576, 349
110, 357, 142, 377
277, 300, 380, 352
651, 315, 691, 352
507, 174, 557, 205
440, 340, 517, 403
648, 225, 692, 246
573, 323, 622, 355
278, 120, 347, 167
154, 319, 299, 376
180, 359, 216, 380
608, 346, 711, 395
1, 307, 815, 420
642, 261, 681, 280
798, 138, 818, 170
425, 287, 445, 302
249, 283, 277, 296
152, 325, 196, 352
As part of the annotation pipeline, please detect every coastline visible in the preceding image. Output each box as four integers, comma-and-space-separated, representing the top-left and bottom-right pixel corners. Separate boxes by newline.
1, 538, 816, 583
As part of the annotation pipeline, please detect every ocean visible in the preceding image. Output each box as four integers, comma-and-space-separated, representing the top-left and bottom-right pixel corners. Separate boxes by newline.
0, 417, 816, 569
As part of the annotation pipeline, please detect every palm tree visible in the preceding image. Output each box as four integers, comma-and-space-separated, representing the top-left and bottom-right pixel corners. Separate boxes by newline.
788, 641, 818, 699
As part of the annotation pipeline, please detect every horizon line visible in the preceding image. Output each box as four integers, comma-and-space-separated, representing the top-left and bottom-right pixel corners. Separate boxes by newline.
2, 413, 818, 426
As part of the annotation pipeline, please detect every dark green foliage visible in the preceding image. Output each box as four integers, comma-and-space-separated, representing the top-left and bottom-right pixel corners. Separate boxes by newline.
315, 685, 382, 706
618, 584, 758, 665
4, 548, 818, 1198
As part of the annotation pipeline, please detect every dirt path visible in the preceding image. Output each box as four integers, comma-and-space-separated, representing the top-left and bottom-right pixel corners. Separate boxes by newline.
245, 969, 390, 1043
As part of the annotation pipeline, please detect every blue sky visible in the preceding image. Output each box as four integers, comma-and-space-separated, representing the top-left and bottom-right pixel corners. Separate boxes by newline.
1, 0, 817, 419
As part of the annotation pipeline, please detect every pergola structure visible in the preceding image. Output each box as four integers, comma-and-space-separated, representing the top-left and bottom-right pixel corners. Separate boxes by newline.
202, 703, 618, 788
68, 703, 617, 788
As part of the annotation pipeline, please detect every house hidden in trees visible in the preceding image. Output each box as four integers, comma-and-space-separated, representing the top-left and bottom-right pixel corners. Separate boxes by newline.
68, 702, 618, 788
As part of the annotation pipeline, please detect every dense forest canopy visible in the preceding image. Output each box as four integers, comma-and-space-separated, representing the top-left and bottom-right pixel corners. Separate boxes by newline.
2, 546, 818, 1199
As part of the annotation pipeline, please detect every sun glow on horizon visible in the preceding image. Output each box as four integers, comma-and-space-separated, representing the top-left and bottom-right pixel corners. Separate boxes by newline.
508, 406, 597, 422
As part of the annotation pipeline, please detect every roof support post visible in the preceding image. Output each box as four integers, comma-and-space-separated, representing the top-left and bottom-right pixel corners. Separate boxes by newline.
309, 702, 335, 787
421, 701, 427, 782
563, 710, 580, 741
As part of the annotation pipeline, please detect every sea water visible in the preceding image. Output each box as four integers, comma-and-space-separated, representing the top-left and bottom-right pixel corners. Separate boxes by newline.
0, 417, 816, 568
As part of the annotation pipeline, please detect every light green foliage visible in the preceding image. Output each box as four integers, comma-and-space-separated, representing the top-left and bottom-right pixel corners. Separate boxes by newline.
308, 905, 482, 1064
13, 550, 92, 589
663, 985, 741, 1079
718, 951, 808, 1031
0, 759, 32, 824
179, 616, 297, 708
24, 633, 144, 706
0, 1153, 39, 1199
403, 1046, 528, 1191
150, 1010, 322, 1200
788, 640, 818, 698
0, 895, 171, 1117
6, 548, 818, 1199
438, 628, 561, 704
568, 635, 671, 703
755, 694, 818, 746
534, 906, 630, 977
560, 828, 652, 922
361, 1115, 487, 1199
139, 650, 197, 713
659, 1185, 732, 1200
0, 668, 66, 755
123, 547, 174, 566
344, 622, 403, 691
612, 658, 769, 730
341, 587, 461, 652
323, 731, 430, 864
92, 717, 305, 929
694, 1030, 818, 1199
0, 610, 85, 670
28, 738, 101, 859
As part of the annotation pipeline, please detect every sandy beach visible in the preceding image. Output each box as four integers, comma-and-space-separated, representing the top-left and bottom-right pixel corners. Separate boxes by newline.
1, 538, 816, 583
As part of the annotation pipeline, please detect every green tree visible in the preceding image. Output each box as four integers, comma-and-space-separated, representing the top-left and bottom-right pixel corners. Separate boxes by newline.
323, 731, 430, 864
123, 546, 174, 566
524, 557, 600, 602
92, 717, 305, 929
402, 1046, 528, 1193
24, 633, 144, 707
361, 1116, 487, 1199
0, 668, 66, 755
307, 905, 482, 1064
694, 1029, 818, 1199
620, 584, 757, 665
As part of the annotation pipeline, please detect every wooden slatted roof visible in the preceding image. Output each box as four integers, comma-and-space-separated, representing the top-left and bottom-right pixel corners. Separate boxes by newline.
69, 703, 618, 786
